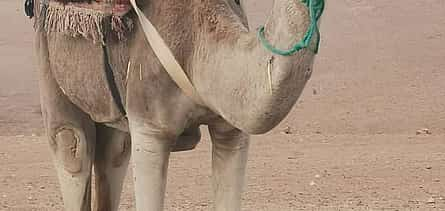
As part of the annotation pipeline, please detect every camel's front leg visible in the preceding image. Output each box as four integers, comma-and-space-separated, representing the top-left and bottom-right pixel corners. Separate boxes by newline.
37, 31, 96, 211
209, 122, 250, 211
49, 124, 95, 211
129, 121, 174, 211
40, 79, 96, 211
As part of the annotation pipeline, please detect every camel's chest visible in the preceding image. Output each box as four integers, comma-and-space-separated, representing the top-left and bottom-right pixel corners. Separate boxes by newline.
47, 34, 129, 123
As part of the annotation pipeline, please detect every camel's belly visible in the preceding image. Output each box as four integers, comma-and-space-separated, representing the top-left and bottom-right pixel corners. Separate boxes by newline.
47, 33, 129, 123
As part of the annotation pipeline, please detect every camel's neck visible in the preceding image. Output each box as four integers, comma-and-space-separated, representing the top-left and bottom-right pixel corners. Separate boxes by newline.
190, 0, 315, 134
130, 0, 315, 134
134, 0, 248, 78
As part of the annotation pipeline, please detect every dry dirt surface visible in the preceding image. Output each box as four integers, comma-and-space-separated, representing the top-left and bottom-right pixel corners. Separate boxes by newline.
1, 0, 445, 210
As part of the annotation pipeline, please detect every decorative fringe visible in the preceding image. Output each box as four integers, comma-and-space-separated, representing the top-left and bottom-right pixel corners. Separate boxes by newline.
34, 2, 48, 30
111, 15, 133, 41
36, 2, 133, 45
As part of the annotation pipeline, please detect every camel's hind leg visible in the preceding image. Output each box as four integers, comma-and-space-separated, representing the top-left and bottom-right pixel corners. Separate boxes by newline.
93, 124, 131, 211
37, 33, 96, 211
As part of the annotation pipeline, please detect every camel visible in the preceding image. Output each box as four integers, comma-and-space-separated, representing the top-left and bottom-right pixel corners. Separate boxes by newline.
33, 0, 323, 210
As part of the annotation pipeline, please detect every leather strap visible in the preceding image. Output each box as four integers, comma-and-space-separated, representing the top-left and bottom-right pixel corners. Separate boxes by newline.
129, 0, 204, 105
102, 45, 127, 115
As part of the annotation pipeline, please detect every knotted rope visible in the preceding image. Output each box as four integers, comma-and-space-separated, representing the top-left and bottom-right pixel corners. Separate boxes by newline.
258, 0, 325, 56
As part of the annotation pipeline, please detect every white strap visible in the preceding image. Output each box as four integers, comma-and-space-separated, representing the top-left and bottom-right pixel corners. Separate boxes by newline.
129, 0, 204, 105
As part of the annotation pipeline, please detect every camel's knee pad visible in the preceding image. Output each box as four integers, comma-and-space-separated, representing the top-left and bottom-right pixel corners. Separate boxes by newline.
50, 126, 88, 174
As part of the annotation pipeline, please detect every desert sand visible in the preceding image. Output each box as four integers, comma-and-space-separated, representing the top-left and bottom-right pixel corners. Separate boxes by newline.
1, 0, 445, 210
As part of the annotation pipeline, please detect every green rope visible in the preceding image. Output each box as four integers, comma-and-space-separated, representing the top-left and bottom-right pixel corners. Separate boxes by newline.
258, 0, 325, 56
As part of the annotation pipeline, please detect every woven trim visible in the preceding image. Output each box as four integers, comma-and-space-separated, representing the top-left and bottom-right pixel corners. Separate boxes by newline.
36, 2, 133, 45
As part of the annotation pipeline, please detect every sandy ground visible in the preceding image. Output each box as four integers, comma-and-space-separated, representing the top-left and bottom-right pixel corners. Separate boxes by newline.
1, 0, 445, 210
